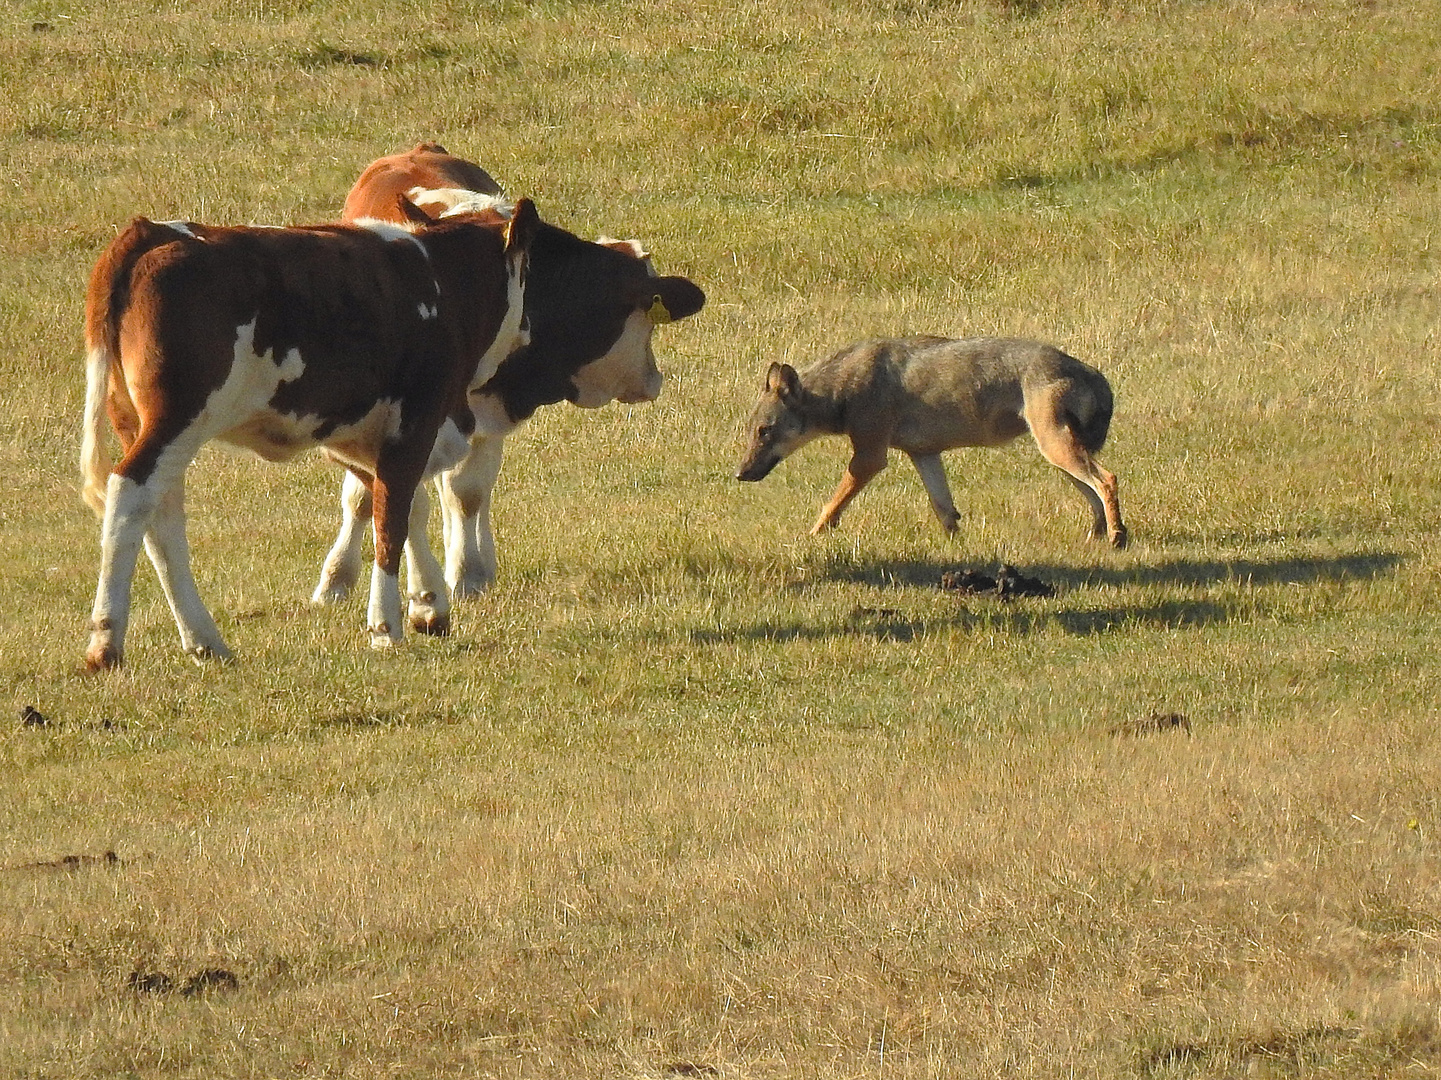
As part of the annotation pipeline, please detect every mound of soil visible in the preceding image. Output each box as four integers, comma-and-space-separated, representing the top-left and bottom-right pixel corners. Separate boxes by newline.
940, 564, 1055, 600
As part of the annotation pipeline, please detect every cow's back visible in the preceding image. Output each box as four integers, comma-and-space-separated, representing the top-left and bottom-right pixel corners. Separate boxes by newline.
343, 143, 503, 222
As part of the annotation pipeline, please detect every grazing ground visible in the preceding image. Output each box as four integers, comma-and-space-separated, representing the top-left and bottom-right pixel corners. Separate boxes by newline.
3, 0, 1441, 1076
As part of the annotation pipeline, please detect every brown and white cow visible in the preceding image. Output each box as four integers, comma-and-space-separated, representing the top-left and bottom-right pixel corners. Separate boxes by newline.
79, 201, 537, 669
343, 142, 503, 220
312, 145, 706, 606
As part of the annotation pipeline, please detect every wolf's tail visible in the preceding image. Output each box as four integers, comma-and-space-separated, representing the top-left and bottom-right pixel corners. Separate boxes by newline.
1064, 368, 1114, 454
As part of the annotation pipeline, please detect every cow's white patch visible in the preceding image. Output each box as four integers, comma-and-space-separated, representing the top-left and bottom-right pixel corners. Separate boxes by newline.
275, 346, 305, 383
368, 563, 404, 648
467, 392, 519, 439
88, 472, 156, 660
418, 302, 439, 320
570, 310, 662, 408
313, 399, 405, 473
355, 218, 427, 249
159, 221, 197, 238
595, 235, 649, 260
424, 416, 475, 479
464, 252, 528, 393
418, 189, 514, 219
206, 323, 326, 461
313, 470, 371, 605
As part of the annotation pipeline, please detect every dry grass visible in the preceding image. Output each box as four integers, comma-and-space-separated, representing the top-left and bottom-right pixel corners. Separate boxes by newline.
3, 0, 1441, 1076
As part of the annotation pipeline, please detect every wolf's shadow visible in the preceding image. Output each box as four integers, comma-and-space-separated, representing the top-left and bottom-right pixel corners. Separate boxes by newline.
692, 551, 1402, 643
826, 551, 1402, 592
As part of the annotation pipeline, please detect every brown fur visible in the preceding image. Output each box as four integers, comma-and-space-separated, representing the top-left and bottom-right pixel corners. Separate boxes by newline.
341, 142, 503, 221
736, 335, 1128, 547
79, 203, 537, 668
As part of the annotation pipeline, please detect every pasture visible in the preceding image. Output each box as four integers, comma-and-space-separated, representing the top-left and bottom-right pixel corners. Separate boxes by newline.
3, 0, 1440, 1075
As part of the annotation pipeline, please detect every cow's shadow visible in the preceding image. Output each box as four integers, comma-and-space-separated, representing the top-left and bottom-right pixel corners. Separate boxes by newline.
691, 550, 1402, 644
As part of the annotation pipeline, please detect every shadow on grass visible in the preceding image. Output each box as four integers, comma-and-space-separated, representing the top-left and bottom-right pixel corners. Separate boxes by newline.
690, 551, 1401, 644
1141, 1024, 1360, 1077
690, 599, 1233, 644
821, 550, 1403, 593
309, 709, 448, 734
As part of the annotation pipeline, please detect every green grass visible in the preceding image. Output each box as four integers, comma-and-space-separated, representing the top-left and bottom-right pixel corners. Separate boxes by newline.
4, 0, 1441, 1076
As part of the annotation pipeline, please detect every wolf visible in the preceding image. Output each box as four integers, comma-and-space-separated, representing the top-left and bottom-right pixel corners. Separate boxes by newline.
735, 335, 1128, 547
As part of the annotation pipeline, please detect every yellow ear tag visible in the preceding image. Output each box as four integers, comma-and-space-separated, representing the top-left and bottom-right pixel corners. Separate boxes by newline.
646, 294, 673, 325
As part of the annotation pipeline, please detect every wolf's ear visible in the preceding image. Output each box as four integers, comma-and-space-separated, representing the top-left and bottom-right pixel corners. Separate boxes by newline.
766, 362, 801, 400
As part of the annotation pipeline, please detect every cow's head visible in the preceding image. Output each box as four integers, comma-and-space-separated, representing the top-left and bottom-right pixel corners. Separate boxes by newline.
566, 238, 706, 408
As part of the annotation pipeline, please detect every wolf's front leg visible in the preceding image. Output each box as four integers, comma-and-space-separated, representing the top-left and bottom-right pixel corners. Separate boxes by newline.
810, 448, 887, 534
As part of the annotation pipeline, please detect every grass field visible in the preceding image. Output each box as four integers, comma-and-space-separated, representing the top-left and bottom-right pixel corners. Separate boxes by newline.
3, 0, 1441, 1076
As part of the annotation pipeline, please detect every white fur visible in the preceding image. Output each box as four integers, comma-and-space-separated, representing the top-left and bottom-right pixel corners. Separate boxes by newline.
312, 470, 370, 606
570, 311, 662, 407
416, 189, 514, 218
367, 563, 404, 648
80, 346, 111, 513
354, 218, 427, 246
467, 252, 529, 392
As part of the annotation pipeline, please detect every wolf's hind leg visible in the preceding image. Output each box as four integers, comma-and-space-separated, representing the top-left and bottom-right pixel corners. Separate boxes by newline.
1026, 393, 1127, 548
908, 453, 960, 533
1061, 473, 1110, 541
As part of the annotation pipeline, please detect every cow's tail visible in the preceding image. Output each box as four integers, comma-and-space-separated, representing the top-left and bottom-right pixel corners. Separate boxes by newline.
79, 340, 112, 517
80, 217, 168, 517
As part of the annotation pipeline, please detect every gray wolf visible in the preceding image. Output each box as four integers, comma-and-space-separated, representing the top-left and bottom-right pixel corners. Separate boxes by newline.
736, 335, 1127, 547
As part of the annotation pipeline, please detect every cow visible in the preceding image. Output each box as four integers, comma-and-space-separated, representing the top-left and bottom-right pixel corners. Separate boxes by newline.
342, 141, 503, 221
311, 145, 707, 611
79, 200, 538, 670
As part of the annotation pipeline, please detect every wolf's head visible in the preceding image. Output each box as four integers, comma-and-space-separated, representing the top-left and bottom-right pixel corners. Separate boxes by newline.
736, 362, 825, 482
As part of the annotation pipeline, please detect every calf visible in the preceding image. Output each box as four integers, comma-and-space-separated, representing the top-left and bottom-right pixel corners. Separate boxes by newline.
312, 147, 706, 609
80, 202, 537, 669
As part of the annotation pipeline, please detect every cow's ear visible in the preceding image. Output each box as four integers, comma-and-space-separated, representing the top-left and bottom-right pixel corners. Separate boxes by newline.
505, 197, 540, 256
645, 276, 706, 324
394, 194, 433, 226
766, 362, 801, 400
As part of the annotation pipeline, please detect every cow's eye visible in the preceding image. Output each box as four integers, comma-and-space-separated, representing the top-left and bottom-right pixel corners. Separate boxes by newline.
757, 424, 774, 440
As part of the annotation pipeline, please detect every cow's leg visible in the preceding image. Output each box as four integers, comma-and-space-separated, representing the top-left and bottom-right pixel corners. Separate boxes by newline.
809, 441, 888, 535
367, 449, 431, 649
402, 482, 451, 636
85, 473, 156, 671
1025, 387, 1128, 549
908, 452, 961, 534
86, 427, 212, 670
143, 480, 230, 662
437, 434, 505, 597
313, 470, 372, 605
